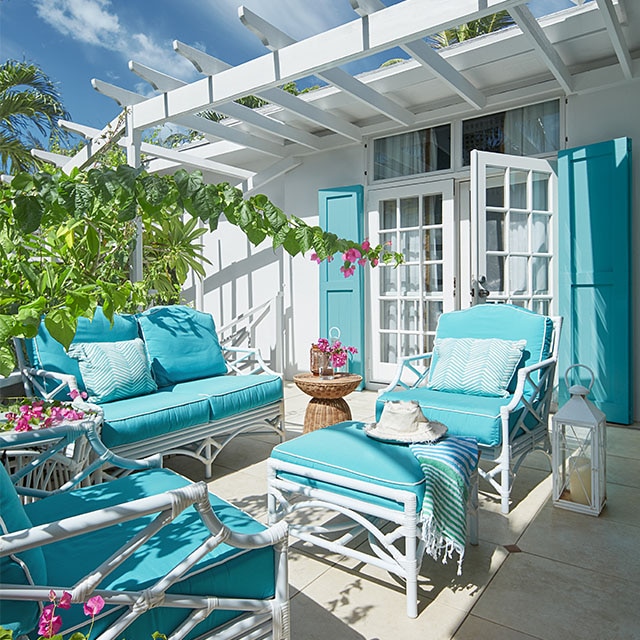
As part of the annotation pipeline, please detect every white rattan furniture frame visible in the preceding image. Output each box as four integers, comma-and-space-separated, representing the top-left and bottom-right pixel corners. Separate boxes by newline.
267, 456, 478, 618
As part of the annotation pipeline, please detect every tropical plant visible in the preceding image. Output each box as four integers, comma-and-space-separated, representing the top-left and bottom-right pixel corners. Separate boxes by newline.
0, 60, 70, 174
429, 10, 515, 48
0, 165, 402, 376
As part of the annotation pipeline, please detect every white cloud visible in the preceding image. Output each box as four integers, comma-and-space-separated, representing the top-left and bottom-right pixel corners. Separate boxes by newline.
33, 0, 197, 81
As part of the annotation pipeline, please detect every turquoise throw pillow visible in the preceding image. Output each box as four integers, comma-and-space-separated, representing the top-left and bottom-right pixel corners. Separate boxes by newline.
428, 337, 526, 397
67, 338, 157, 403
137, 306, 228, 387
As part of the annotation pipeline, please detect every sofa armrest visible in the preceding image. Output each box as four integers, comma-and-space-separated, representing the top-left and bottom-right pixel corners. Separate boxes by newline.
222, 345, 281, 377
379, 352, 433, 394
20, 366, 79, 402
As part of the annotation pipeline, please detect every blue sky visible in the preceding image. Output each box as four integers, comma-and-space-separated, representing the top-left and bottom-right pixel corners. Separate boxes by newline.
1, 0, 582, 134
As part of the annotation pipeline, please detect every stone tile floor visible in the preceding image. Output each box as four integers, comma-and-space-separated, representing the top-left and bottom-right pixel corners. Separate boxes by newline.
166, 382, 640, 640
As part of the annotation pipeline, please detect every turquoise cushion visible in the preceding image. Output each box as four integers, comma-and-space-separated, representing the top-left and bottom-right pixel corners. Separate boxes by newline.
99, 389, 212, 448
137, 306, 228, 387
433, 304, 553, 389
25, 307, 139, 396
67, 338, 157, 403
0, 464, 48, 634
428, 337, 526, 397
171, 375, 283, 420
377, 389, 525, 448
24, 468, 275, 639
270, 421, 426, 512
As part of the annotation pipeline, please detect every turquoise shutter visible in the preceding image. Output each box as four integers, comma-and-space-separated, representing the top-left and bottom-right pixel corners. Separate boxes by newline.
319, 186, 365, 387
558, 137, 632, 423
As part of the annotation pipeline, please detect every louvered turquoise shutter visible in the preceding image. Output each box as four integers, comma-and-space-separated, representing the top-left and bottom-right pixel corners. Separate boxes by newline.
558, 138, 632, 424
319, 186, 365, 387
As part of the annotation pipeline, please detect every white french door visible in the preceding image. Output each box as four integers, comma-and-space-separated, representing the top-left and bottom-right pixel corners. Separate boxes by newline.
368, 180, 455, 382
470, 150, 556, 314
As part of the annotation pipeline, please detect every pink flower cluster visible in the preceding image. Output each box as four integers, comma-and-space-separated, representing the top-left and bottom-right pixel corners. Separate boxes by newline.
38, 590, 105, 639
3, 391, 88, 432
313, 337, 358, 369
311, 239, 381, 279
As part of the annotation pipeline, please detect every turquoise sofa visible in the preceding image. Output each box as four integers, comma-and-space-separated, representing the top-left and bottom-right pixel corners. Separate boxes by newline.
18, 305, 284, 477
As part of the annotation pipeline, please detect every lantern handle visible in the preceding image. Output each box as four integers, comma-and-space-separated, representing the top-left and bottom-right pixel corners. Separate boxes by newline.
564, 364, 595, 394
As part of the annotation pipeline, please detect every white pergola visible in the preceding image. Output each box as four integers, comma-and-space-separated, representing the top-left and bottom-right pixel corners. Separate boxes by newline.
35, 0, 635, 194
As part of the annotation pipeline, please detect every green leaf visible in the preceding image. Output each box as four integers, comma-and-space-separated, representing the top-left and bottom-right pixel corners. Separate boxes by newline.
73, 182, 93, 213
44, 308, 78, 350
86, 224, 100, 255
246, 226, 267, 246
68, 633, 88, 640
9, 172, 33, 191
13, 195, 43, 233
0, 345, 16, 377
174, 169, 203, 201
0, 625, 15, 640
295, 225, 314, 253
282, 228, 301, 256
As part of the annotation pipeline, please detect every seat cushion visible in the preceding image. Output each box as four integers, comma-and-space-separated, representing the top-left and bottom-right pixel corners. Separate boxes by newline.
25, 307, 139, 396
270, 421, 426, 512
377, 388, 521, 448
137, 306, 228, 387
67, 338, 157, 403
171, 374, 283, 420
0, 464, 48, 635
99, 388, 212, 448
24, 468, 275, 639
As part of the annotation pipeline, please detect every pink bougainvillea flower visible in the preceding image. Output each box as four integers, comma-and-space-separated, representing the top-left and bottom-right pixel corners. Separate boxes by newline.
84, 595, 105, 617
342, 248, 361, 264
372, 258, 379, 267
358, 258, 367, 266
310, 252, 322, 264
38, 604, 62, 638
59, 591, 72, 609
327, 254, 334, 262
361, 239, 371, 252
340, 265, 356, 278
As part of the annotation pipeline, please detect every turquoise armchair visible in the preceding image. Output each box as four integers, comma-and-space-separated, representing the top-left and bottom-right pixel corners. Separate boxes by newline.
377, 304, 561, 514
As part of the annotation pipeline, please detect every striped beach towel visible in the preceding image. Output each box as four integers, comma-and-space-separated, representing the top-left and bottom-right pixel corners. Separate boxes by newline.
409, 436, 479, 574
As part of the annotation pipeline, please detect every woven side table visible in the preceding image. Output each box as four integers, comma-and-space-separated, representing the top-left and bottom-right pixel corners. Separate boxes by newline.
293, 373, 363, 434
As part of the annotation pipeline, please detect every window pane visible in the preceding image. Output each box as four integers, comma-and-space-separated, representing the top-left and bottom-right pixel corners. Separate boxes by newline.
509, 169, 528, 209
423, 194, 442, 225
381, 200, 396, 229
424, 300, 443, 332
487, 212, 505, 251
380, 300, 397, 330
532, 172, 549, 211
401, 230, 420, 260
400, 198, 419, 227
401, 300, 419, 331
425, 263, 443, 292
424, 228, 443, 260
380, 333, 396, 364
509, 213, 528, 252
402, 334, 419, 358
462, 100, 559, 165
532, 257, 549, 294
486, 170, 505, 207
380, 266, 396, 295
373, 125, 451, 180
509, 256, 529, 294
400, 265, 420, 295
379, 231, 396, 252
532, 214, 549, 252
486, 255, 505, 292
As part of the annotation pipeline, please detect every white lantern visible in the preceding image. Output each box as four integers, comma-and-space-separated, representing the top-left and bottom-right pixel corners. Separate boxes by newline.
551, 365, 606, 515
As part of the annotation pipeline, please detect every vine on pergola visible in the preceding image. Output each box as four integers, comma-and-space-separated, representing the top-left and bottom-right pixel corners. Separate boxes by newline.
0, 164, 402, 376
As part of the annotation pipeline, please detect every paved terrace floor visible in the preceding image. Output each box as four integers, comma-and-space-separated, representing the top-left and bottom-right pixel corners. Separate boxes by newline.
166, 382, 640, 640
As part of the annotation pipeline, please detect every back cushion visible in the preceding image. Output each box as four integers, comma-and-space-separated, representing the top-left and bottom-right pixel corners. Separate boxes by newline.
137, 306, 228, 387
26, 307, 139, 395
0, 464, 47, 634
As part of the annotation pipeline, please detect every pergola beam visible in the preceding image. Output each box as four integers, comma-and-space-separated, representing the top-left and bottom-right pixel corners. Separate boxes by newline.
173, 42, 362, 142
132, 0, 526, 131
510, 4, 574, 94
241, 156, 302, 195
239, 6, 416, 126
351, 0, 486, 110
594, 0, 633, 80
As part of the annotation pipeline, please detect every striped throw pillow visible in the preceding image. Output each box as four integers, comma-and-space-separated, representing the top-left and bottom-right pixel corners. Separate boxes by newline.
68, 338, 157, 403
428, 337, 526, 397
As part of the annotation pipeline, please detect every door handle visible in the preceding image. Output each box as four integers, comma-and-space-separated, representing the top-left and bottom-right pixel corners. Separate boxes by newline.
471, 276, 491, 302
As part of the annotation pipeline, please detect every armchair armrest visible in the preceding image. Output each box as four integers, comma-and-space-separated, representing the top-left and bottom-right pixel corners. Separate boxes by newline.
503, 355, 557, 413
222, 345, 280, 376
20, 366, 79, 402
380, 352, 433, 394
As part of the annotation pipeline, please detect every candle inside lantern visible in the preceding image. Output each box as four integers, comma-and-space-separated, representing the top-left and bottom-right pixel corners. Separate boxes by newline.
569, 456, 592, 505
